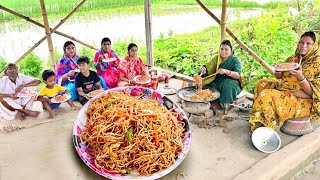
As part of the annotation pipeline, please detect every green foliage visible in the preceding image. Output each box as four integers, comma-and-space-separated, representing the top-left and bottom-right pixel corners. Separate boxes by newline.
45, 48, 62, 69
77, 47, 97, 70
153, 8, 300, 93
19, 53, 43, 78
0, 57, 8, 73
153, 28, 220, 75
288, 3, 320, 34
230, 12, 297, 92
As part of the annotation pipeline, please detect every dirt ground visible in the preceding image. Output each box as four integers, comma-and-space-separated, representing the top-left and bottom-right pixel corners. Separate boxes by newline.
0, 100, 300, 180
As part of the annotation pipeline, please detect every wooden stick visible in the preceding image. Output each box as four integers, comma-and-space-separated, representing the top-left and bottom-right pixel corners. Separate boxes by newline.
40, 0, 56, 71
51, 0, 87, 33
195, 0, 273, 74
202, 72, 219, 81
144, 0, 154, 66
0, 5, 98, 51
221, 0, 228, 41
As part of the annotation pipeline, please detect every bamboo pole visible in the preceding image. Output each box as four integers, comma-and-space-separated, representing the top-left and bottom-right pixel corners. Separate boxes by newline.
221, 0, 228, 41
40, 0, 56, 71
144, 0, 154, 66
0, 5, 98, 51
51, 0, 87, 33
195, 0, 273, 74
0, 0, 89, 77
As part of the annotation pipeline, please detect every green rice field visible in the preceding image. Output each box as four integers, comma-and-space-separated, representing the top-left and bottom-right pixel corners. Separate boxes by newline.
0, 0, 261, 21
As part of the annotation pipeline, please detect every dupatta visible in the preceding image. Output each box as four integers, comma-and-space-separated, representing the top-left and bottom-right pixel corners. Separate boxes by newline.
56, 53, 79, 86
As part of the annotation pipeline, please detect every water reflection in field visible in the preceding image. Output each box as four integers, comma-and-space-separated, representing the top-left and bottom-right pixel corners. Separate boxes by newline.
0, 8, 262, 61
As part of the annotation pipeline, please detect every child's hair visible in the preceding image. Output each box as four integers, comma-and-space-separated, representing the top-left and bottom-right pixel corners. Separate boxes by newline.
77, 56, 90, 64
42, 70, 55, 81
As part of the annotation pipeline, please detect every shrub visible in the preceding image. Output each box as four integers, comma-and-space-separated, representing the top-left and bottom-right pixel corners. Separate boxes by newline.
19, 52, 43, 78
78, 46, 97, 69
0, 57, 8, 73
45, 48, 63, 69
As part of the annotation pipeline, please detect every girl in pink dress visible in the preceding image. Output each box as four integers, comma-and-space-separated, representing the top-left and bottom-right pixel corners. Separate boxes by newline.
93, 37, 120, 88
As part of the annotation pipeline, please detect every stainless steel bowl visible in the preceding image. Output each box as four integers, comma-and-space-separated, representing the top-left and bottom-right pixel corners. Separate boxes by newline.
238, 103, 252, 113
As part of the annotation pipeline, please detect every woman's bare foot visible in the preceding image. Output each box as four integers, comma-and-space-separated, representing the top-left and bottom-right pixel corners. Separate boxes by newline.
29, 111, 40, 118
16, 112, 26, 121
49, 113, 54, 119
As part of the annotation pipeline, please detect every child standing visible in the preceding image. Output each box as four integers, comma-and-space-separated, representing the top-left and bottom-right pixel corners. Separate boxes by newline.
38, 70, 78, 118
75, 56, 103, 105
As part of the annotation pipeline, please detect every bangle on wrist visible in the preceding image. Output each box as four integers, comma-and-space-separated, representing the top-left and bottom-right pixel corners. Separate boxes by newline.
299, 77, 307, 83
228, 70, 232, 76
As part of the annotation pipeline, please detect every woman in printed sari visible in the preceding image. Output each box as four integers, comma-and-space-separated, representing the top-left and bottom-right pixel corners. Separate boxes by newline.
118, 43, 158, 90
56, 41, 108, 101
249, 31, 320, 135
56, 41, 79, 101
200, 40, 243, 113
93, 37, 120, 88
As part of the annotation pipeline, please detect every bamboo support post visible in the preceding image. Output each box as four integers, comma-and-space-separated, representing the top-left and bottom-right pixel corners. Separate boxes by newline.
40, 0, 56, 71
221, 0, 228, 41
144, 0, 154, 66
0, 5, 98, 51
195, 0, 273, 74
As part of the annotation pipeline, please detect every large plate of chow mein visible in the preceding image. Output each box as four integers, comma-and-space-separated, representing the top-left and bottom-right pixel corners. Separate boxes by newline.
73, 86, 191, 179
177, 86, 220, 103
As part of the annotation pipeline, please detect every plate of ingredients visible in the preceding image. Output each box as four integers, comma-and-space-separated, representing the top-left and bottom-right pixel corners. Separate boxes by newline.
88, 89, 104, 98
272, 62, 300, 72
51, 94, 71, 103
73, 86, 191, 179
102, 57, 117, 63
16, 91, 38, 97
133, 75, 151, 84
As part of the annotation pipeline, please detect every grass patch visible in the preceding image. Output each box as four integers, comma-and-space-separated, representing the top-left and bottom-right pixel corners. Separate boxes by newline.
0, 0, 264, 21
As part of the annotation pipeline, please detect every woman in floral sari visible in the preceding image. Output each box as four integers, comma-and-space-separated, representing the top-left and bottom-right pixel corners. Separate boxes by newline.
56, 41, 108, 101
200, 40, 243, 112
93, 37, 121, 88
118, 43, 158, 90
249, 31, 320, 135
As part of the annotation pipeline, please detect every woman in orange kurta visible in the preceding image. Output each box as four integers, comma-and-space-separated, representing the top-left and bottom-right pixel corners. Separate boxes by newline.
249, 31, 320, 135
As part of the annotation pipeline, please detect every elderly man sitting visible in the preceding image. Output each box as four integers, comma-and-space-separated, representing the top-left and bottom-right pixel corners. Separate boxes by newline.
0, 63, 41, 121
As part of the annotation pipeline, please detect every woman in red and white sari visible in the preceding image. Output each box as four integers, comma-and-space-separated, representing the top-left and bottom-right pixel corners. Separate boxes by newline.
118, 43, 158, 90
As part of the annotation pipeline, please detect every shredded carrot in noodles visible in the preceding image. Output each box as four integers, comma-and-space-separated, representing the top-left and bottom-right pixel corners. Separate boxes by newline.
80, 91, 185, 176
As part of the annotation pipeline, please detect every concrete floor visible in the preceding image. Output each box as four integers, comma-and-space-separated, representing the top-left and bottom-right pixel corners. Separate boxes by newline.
0, 78, 307, 180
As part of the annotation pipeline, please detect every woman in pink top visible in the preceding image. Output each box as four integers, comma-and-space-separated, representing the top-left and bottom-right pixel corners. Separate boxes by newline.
93, 37, 120, 88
